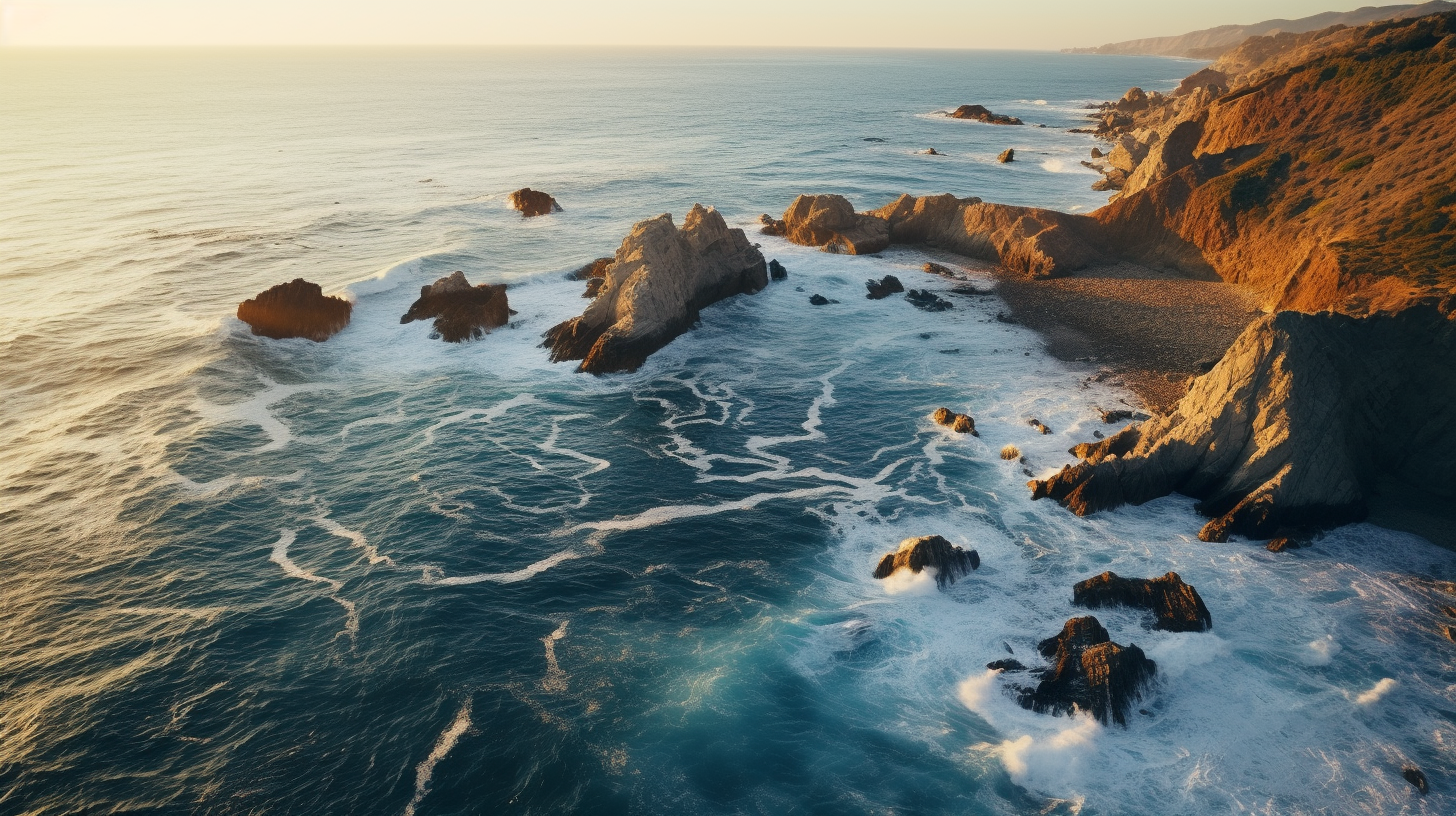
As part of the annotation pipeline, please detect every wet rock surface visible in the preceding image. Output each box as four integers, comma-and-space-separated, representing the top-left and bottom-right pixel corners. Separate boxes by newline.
237, 278, 352, 342
1013, 616, 1158, 727
872, 535, 980, 588
948, 104, 1024, 125
508, 187, 561, 217
400, 271, 513, 343
1073, 571, 1213, 632
931, 407, 978, 436
905, 289, 954, 311
866, 275, 905, 300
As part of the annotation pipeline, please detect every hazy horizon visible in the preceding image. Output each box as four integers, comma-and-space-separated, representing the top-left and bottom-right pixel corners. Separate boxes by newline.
0, 0, 1423, 49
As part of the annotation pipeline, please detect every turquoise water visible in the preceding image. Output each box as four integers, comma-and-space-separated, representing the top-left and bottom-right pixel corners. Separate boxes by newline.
1, 48, 1454, 815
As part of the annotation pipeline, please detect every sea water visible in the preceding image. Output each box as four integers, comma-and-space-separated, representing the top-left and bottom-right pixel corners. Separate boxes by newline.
1, 48, 1453, 815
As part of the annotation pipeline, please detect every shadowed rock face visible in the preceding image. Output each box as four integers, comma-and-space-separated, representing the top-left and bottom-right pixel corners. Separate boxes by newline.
1029, 307, 1456, 542
949, 104, 1024, 125
872, 535, 980, 587
1073, 571, 1213, 632
400, 271, 513, 343
1014, 616, 1157, 726
569, 257, 613, 298
508, 188, 561, 217
865, 275, 905, 299
769, 194, 891, 255
542, 205, 766, 374
237, 278, 352, 342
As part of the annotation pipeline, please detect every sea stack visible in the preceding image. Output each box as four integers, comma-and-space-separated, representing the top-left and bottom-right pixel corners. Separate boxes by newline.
873, 535, 980, 588
1013, 616, 1157, 727
237, 279, 352, 342
542, 205, 767, 374
400, 271, 513, 342
508, 188, 561, 217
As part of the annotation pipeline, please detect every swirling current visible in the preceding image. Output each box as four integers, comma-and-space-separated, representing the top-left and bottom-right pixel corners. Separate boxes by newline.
1, 48, 1453, 815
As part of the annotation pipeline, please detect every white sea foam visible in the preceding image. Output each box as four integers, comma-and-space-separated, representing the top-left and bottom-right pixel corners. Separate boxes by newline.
1355, 677, 1398, 705
541, 621, 569, 692
422, 540, 603, 586
403, 700, 473, 816
194, 377, 332, 453
268, 530, 359, 637
314, 515, 394, 566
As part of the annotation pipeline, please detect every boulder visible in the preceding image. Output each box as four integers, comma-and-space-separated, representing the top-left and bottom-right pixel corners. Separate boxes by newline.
808, 294, 835, 306
776, 194, 891, 255
508, 188, 561, 217
923, 261, 959, 278
769, 259, 788, 280
400, 271, 513, 342
868, 193, 980, 244
988, 658, 1028, 672
1115, 87, 1150, 113
542, 205, 767, 374
924, 147, 942, 155
866, 275, 905, 300
236, 278, 352, 342
949, 105, 1024, 125
932, 407, 978, 436
1072, 571, 1213, 633
872, 535, 980, 587
1028, 308, 1456, 542
1090, 147, 1104, 159
1265, 537, 1309, 552
906, 289, 954, 312
998, 148, 1016, 163
1015, 616, 1157, 726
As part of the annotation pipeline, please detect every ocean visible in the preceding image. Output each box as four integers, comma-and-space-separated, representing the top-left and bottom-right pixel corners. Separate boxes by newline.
1, 47, 1453, 815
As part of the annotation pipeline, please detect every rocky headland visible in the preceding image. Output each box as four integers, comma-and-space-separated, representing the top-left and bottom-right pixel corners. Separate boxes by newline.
237, 279, 352, 342
543, 205, 767, 374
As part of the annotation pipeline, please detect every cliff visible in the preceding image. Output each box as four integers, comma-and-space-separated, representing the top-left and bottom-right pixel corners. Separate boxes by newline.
543, 205, 767, 374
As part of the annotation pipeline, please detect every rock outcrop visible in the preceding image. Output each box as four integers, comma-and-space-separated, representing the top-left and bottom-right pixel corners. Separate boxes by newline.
1073, 571, 1213, 632
998, 148, 1016, 163
542, 205, 767, 374
236, 279, 352, 342
400, 271, 513, 342
1012, 616, 1157, 727
872, 535, 980, 587
931, 407, 977, 436
949, 105, 1024, 125
865, 275, 905, 300
1403, 766, 1429, 795
1029, 307, 1456, 541
906, 289, 953, 311
508, 188, 561, 217
767, 194, 891, 255
769, 259, 788, 280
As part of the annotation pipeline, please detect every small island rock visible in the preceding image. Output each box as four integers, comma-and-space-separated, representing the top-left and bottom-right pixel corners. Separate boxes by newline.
508, 188, 561, 217
400, 271, 513, 343
1073, 571, 1213, 633
873, 535, 980, 588
948, 105, 1024, 125
237, 278, 352, 342
932, 407, 978, 436
1015, 616, 1157, 727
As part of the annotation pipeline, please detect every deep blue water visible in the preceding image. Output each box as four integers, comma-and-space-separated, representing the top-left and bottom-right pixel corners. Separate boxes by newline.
2, 48, 1454, 815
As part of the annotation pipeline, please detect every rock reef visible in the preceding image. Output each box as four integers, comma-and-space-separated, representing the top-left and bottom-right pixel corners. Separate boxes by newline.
1011, 616, 1158, 727
400, 271, 513, 342
872, 535, 980, 587
1073, 571, 1213, 632
508, 188, 561, 217
237, 279, 352, 342
948, 105, 1024, 125
543, 205, 766, 374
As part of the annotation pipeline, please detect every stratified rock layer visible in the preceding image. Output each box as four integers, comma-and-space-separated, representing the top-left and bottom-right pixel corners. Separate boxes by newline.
1073, 571, 1213, 632
542, 205, 766, 374
237, 278, 352, 342
508, 188, 561, 217
1014, 616, 1157, 726
1029, 307, 1456, 541
400, 271, 512, 343
873, 535, 980, 588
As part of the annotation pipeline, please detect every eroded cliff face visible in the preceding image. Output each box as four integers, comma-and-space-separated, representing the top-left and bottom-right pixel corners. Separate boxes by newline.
1029, 306, 1456, 541
543, 205, 767, 374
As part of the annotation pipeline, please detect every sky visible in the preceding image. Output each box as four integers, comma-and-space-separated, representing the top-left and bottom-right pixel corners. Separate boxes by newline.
0, 1, 1411, 49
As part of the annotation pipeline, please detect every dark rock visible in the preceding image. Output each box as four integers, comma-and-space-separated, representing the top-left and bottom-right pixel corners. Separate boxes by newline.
809, 294, 835, 306
508, 187, 561, 217
768, 259, 788, 280
1091, 147, 1104, 159
924, 147, 941, 155
1265, 537, 1310, 552
932, 407, 978, 436
237, 278, 352, 342
998, 148, 1015, 163
923, 261, 959, 278
1016, 616, 1157, 726
1073, 571, 1213, 633
583, 278, 605, 299
866, 275, 905, 300
863, 137, 887, 142
1403, 766, 1429, 795
1099, 408, 1134, 423
949, 104, 1024, 125
906, 289, 954, 312
872, 535, 980, 587
401, 271, 512, 343
1029, 418, 1052, 435
568, 257, 613, 281
988, 659, 1028, 671
995, 311, 1017, 324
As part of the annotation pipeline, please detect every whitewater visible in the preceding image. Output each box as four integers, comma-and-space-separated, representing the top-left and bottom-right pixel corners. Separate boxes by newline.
1, 48, 1452, 815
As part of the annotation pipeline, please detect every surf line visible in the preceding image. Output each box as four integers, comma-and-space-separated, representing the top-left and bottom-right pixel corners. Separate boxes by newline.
402, 698, 473, 816
269, 530, 360, 638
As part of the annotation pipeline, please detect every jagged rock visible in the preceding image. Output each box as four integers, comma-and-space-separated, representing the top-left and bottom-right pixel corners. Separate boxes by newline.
542, 205, 766, 374
769, 259, 788, 280
1073, 571, 1213, 632
237, 278, 352, 342
400, 271, 513, 342
869, 193, 981, 244
949, 104, 1024, 125
932, 407, 978, 436
1174, 67, 1229, 96
906, 289, 954, 312
568, 257, 612, 280
1028, 308, 1456, 542
866, 275, 905, 300
988, 659, 1027, 671
923, 261, 959, 278
1122, 120, 1203, 196
1115, 87, 1150, 113
1001, 444, 1022, 461
1099, 408, 1134, 423
1029, 418, 1052, 435
1403, 766, 1429, 795
775, 194, 891, 255
1265, 537, 1310, 552
998, 148, 1016, 163
1015, 616, 1157, 726
1106, 135, 1149, 173
758, 213, 786, 235
508, 188, 561, 217
872, 535, 980, 587
808, 294, 835, 305
1090, 147, 1104, 159
924, 147, 941, 155
583, 278, 604, 298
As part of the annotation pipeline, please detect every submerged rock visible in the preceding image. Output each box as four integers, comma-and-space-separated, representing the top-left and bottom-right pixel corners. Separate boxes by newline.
873, 535, 980, 587
508, 187, 561, 217
988, 658, 1027, 672
1015, 616, 1157, 726
906, 289, 954, 312
775, 194, 891, 255
236, 278, 352, 342
400, 271, 513, 342
808, 294, 837, 306
542, 204, 766, 374
1099, 408, 1134, 423
1403, 766, 1429, 794
769, 259, 788, 280
932, 407, 978, 436
949, 104, 1024, 125
998, 148, 1015, 163
1073, 571, 1213, 633
866, 275, 905, 300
